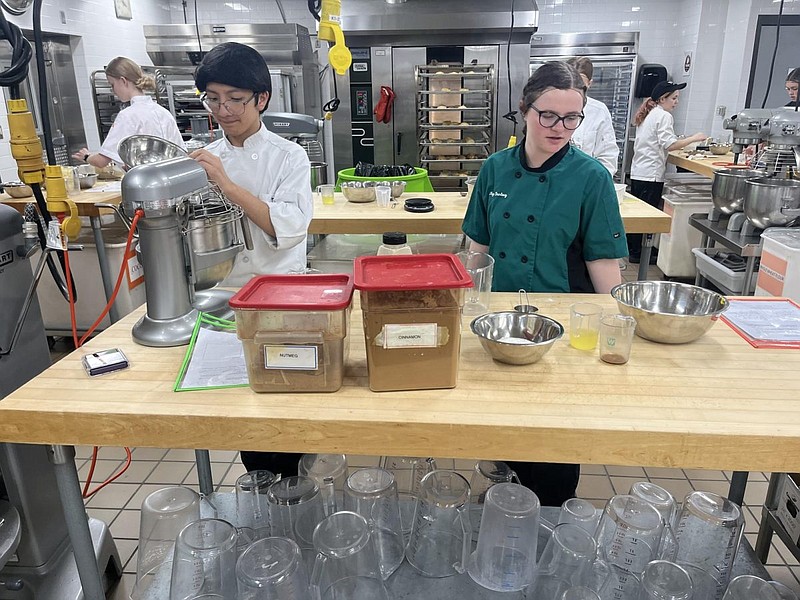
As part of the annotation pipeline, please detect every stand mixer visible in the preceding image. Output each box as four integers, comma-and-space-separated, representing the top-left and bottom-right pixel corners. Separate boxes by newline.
723, 108, 774, 164
121, 155, 252, 347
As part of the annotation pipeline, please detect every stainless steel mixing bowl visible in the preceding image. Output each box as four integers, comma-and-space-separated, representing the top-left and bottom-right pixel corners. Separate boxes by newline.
118, 135, 188, 168
470, 311, 564, 365
340, 181, 376, 203
611, 281, 728, 344
711, 168, 764, 215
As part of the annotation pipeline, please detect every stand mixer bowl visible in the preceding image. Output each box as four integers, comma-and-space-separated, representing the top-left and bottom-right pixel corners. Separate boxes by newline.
744, 177, 800, 229
711, 169, 764, 215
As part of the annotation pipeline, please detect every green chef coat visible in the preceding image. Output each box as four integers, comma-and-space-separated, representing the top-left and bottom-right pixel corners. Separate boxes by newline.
462, 141, 628, 293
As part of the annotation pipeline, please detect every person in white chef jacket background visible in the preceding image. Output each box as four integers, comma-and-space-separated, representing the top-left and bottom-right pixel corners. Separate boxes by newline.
72, 56, 185, 168
565, 56, 619, 176
190, 41, 313, 477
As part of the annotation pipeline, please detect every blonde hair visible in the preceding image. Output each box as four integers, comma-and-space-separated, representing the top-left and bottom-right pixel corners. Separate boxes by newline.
105, 56, 155, 92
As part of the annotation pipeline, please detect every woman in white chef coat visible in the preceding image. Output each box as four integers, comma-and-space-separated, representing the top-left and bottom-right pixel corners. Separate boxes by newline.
566, 56, 619, 176
628, 80, 705, 263
191, 41, 313, 477
72, 57, 184, 168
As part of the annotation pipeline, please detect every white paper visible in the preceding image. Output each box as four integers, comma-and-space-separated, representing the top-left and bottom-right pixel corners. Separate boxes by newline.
178, 327, 249, 389
85, 181, 122, 193
723, 300, 800, 342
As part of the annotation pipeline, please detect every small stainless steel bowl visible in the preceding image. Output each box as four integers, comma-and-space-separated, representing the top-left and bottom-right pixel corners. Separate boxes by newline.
611, 281, 728, 344
375, 180, 407, 198
470, 311, 564, 365
78, 174, 97, 189
3, 181, 33, 198
340, 181, 376, 203
118, 134, 187, 168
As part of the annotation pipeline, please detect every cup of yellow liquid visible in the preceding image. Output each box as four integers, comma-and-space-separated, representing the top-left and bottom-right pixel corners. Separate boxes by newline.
317, 184, 336, 205
569, 302, 603, 351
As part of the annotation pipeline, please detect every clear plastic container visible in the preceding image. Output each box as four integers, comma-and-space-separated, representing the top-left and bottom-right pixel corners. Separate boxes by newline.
229, 274, 354, 393
377, 232, 412, 255
354, 254, 472, 392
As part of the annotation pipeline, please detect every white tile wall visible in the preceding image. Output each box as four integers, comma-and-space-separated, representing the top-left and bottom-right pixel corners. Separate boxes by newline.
0, 0, 171, 182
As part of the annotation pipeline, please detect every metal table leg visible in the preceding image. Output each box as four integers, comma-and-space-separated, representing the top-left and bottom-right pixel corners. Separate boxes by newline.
637, 233, 654, 280
728, 471, 748, 506
89, 215, 120, 324
742, 256, 757, 296
49, 445, 105, 600
755, 473, 784, 563
195, 449, 214, 496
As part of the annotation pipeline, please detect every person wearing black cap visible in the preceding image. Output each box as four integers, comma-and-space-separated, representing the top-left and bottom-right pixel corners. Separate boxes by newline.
628, 80, 705, 263
191, 42, 312, 477
191, 42, 312, 287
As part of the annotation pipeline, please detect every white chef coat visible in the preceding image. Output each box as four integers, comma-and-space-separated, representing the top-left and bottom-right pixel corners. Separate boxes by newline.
630, 105, 678, 182
99, 95, 185, 163
204, 124, 312, 287
570, 96, 619, 176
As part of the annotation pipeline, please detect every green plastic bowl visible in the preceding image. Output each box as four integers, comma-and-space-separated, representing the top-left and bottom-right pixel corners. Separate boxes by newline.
336, 167, 434, 193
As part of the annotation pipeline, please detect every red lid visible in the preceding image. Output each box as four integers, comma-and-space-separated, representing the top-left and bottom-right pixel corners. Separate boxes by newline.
229, 274, 354, 310
354, 254, 473, 291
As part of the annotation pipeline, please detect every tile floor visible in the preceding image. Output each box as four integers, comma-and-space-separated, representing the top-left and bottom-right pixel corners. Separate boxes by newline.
56, 260, 799, 598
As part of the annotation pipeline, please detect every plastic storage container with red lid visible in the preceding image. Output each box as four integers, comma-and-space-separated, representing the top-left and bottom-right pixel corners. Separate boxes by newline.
353, 254, 472, 392
229, 274, 354, 393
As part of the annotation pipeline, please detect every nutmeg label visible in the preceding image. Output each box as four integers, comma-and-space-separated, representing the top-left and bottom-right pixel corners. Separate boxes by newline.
264, 345, 318, 370
383, 324, 438, 348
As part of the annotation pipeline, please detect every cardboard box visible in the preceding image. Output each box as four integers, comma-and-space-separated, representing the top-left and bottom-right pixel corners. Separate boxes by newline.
775, 473, 800, 546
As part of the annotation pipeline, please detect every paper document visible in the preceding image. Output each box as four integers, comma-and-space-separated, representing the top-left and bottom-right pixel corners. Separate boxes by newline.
176, 326, 249, 390
86, 181, 122, 193
721, 299, 800, 347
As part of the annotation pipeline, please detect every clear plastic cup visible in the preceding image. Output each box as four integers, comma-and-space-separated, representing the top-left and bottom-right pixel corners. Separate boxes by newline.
457, 250, 495, 316
344, 468, 404, 579
379, 456, 437, 542
562, 587, 602, 600
595, 494, 664, 576
406, 470, 472, 578
468, 460, 518, 539
310, 511, 389, 600
599, 314, 636, 365
467, 482, 540, 591
236, 470, 279, 539
136, 486, 201, 583
528, 523, 597, 598
267, 476, 327, 550
722, 575, 782, 600
558, 497, 601, 535
770, 580, 800, 600
570, 303, 603, 351
677, 562, 719, 600
130, 560, 173, 600
629, 481, 678, 560
316, 184, 335, 206
375, 185, 392, 208
639, 560, 693, 600
298, 454, 348, 517
673, 491, 744, 598
236, 536, 311, 600
170, 518, 238, 600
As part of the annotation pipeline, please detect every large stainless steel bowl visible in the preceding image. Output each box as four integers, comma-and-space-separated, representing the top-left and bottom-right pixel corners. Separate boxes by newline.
743, 177, 800, 229
611, 281, 728, 344
340, 181, 376, 203
470, 311, 564, 365
118, 135, 188, 169
711, 169, 764, 215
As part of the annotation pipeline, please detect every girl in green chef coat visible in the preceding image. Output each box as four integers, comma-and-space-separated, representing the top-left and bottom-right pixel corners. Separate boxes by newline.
462, 61, 628, 505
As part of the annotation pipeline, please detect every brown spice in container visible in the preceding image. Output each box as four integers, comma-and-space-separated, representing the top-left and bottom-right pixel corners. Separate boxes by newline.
600, 352, 628, 365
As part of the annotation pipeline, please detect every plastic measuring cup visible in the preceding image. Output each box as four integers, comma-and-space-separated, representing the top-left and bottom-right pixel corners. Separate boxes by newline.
236, 536, 311, 600
527, 523, 597, 598
570, 303, 603, 351
468, 460, 518, 540
457, 251, 495, 316
236, 470, 279, 539
722, 575, 782, 600
673, 491, 744, 599
629, 481, 678, 561
298, 454, 348, 516
267, 476, 327, 550
639, 560, 694, 600
594, 494, 664, 576
316, 184, 335, 205
379, 456, 437, 542
558, 497, 601, 535
467, 482, 540, 591
170, 518, 238, 600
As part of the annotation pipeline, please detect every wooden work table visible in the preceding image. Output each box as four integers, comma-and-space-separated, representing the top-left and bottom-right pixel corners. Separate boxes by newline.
0, 184, 122, 218
2, 292, 798, 474
667, 150, 740, 178
309, 191, 671, 236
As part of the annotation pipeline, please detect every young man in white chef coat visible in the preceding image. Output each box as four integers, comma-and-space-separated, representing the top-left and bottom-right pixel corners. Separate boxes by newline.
191, 42, 312, 475
191, 42, 313, 288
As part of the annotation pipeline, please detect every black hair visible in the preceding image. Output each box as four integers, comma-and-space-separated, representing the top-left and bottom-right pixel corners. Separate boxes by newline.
195, 42, 272, 111
787, 67, 800, 84
566, 56, 593, 82
519, 61, 586, 114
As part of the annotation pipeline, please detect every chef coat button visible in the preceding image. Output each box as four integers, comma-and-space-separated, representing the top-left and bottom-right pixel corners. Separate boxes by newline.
515, 172, 522, 179
499, 251, 506, 259
242, 256, 250, 263
527, 215, 535, 223
251, 153, 258, 160
521, 255, 528, 264
539, 175, 546, 183
503, 211, 510, 219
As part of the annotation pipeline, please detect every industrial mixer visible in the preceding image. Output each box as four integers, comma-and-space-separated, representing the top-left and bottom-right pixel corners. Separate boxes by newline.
119, 154, 252, 347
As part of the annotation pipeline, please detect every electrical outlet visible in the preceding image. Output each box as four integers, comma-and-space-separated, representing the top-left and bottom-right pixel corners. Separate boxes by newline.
59, 10, 66, 24
0, 125, 4, 140
716, 105, 726, 117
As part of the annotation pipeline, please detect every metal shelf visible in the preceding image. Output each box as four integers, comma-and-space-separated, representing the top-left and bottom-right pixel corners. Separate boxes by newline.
419, 121, 491, 130
428, 172, 479, 179
418, 106, 492, 111
418, 89, 492, 95
689, 214, 764, 257
421, 156, 488, 164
